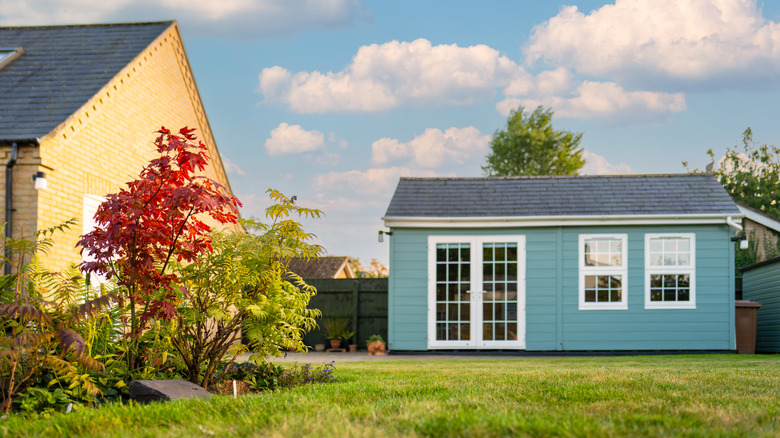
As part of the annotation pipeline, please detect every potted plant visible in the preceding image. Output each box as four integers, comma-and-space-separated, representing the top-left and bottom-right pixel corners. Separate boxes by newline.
366, 334, 386, 355
322, 318, 354, 350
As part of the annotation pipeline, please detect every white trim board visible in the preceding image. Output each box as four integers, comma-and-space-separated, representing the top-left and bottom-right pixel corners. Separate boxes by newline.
738, 205, 780, 233
384, 214, 743, 229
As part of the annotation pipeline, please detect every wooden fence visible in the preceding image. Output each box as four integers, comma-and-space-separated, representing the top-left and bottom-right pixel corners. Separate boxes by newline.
302, 278, 388, 349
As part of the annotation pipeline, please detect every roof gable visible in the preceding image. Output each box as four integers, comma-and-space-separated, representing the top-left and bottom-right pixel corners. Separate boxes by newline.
0, 21, 173, 142
384, 174, 741, 221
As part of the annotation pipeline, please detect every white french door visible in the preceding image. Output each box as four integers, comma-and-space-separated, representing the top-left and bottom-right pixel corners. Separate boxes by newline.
427, 235, 525, 349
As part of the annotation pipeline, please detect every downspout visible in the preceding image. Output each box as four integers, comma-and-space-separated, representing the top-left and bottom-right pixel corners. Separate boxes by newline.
726, 216, 743, 232
4, 142, 18, 276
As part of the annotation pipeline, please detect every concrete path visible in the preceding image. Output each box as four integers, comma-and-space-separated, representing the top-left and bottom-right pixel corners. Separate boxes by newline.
239, 351, 539, 363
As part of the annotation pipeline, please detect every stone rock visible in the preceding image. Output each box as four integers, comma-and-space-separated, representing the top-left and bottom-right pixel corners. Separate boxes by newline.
129, 379, 213, 403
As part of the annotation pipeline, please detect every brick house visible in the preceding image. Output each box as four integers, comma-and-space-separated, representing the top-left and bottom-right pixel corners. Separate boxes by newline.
0, 21, 239, 273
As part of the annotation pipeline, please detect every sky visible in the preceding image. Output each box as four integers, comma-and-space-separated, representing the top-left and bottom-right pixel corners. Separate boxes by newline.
3, 0, 780, 268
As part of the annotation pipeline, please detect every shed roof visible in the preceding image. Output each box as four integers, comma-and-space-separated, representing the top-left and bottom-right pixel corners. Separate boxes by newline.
384, 174, 740, 220
0, 21, 173, 142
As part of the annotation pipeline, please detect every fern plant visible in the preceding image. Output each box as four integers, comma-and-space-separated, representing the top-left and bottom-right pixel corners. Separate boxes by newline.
0, 221, 119, 413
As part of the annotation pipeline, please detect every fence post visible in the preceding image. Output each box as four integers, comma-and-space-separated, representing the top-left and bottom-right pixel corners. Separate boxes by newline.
352, 279, 359, 346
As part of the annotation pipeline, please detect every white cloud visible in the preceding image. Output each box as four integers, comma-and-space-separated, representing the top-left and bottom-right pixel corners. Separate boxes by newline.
525, 0, 780, 88
314, 167, 443, 197
220, 154, 246, 176
259, 38, 523, 113
580, 150, 633, 175
264, 123, 324, 156
371, 127, 491, 168
498, 81, 686, 123
0, 0, 371, 39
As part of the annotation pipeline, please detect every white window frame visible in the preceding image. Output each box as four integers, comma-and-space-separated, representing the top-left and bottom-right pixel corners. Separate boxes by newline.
578, 234, 628, 310
82, 195, 107, 287
644, 233, 696, 309
427, 235, 526, 349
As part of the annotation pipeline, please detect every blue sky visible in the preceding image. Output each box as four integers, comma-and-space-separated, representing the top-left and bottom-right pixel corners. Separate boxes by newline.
3, 0, 780, 267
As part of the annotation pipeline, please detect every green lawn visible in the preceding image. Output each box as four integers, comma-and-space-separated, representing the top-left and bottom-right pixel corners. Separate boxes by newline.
2, 355, 778, 437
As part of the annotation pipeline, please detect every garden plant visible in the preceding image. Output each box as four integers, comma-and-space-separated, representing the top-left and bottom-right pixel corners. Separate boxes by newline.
0, 127, 330, 415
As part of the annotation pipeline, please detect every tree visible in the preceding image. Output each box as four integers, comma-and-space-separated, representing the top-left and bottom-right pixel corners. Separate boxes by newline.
170, 191, 324, 389
712, 127, 780, 219
77, 127, 240, 370
482, 106, 585, 176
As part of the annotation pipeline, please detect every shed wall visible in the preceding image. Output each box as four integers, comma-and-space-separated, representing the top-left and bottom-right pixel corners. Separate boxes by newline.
388, 224, 735, 351
742, 259, 780, 352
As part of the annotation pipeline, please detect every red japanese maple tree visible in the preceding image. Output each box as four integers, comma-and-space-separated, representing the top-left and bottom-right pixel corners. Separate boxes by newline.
77, 127, 240, 369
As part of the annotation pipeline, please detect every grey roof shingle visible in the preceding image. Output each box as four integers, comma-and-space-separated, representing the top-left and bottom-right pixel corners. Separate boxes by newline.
0, 22, 173, 142
384, 174, 741, 218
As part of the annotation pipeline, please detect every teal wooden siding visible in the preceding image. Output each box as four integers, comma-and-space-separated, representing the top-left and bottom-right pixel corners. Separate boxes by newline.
742, 259, 780, 353
388, 224, 735, 351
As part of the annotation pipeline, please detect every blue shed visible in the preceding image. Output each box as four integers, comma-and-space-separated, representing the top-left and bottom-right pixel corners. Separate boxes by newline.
382, 174, 742, 352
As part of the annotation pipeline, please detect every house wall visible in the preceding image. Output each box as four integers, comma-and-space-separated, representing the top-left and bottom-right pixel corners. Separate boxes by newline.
15, 23, 239, 273
741, 258, 780, 352
388, 224, 735, 351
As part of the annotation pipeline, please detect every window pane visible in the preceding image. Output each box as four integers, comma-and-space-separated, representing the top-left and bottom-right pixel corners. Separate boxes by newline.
461, 263, 470, 281
650, 274, 662, 288
598, 289, 609, 302
507, 303, 517, 320
494, 283, 505, 300
448, 247, 459, 262
436, 304, 446, 321
496, 323, 506, 340
507, 244, 517, 261
461, 303, 470, 321
483, 303, 492, 321
460, 323, 470, 340
651, 289, 662, 301
460, 284, 470, 301
494, 303, 505, 321
483, 263, 493, 281
610, 289, 621, 302
585, 275, 596, 289
448, 284, 458, 301
507, 323, 517, 340
585, 290, 596, 302
483, 323, 493, 341
495, 246, 505, 262
678, 274, 690, 287
436, 246, 446, 262
437, 323, 447, 340
678, 253, 690, 266
495, 262, 505, 280
507, 262, 517, 281
678, 289, 690, 301
664, 289, 676, 301
437, 264, 446, 281
437, 284, 446, 301
448, 303, 458, 320
448, 323, 459, 340
461, 245, 470, 261
448, 264, 458, 282
483, 246, 493, 262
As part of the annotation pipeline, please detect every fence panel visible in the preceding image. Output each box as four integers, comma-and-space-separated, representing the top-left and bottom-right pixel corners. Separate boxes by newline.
303, 278, 388, 349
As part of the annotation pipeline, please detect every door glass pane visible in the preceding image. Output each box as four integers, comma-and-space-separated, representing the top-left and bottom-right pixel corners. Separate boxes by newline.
482, 242, 519, 343
435, 243, 470, 341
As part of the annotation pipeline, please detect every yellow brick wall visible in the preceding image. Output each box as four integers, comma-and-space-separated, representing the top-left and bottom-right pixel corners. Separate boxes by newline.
27, 22, 239, 273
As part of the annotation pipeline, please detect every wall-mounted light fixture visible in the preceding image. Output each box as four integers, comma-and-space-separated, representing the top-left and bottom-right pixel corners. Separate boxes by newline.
378, 230, 392, 243
32, 171, 47, 190
730, 234, 748, 250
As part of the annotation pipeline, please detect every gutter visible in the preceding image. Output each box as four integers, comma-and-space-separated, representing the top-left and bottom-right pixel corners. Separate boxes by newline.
4, 142, 18, 276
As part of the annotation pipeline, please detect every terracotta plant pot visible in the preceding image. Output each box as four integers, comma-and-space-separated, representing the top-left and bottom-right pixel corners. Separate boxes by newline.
314, 343, 325, 352
348, 344, 357, 353
329, 339, 342, 350
367, 340, 386, 355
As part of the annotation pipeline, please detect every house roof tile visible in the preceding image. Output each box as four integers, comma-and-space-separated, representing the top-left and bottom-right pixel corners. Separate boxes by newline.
384, 174, 741, 219
0, 21, 173, 142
